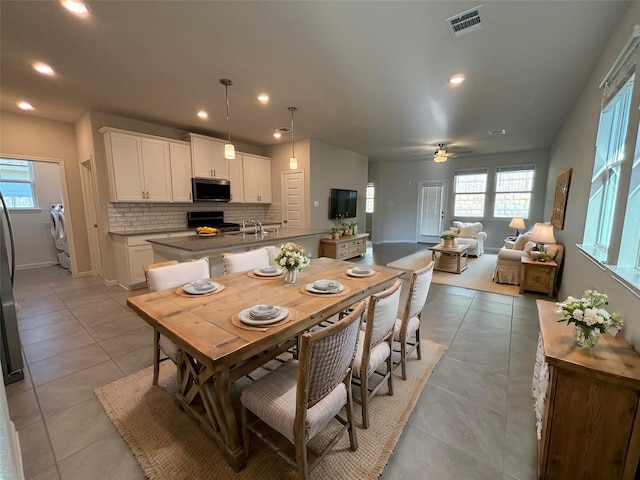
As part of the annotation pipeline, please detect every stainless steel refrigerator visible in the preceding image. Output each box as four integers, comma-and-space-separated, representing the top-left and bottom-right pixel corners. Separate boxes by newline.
0, 191, 24, 385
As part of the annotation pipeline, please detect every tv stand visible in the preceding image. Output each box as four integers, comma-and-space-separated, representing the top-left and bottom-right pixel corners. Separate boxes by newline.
319, 233, 368, 260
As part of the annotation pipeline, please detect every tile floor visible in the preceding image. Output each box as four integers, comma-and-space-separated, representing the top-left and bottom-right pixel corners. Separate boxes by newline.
7, 243, 538, 479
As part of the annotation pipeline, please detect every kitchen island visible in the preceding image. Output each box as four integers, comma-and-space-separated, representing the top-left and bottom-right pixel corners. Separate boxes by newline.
148, 227, 327, 275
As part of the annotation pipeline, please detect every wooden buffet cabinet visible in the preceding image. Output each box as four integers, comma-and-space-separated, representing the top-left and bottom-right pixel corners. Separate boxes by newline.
534, 300, 640, 479
319, 233, 368, 260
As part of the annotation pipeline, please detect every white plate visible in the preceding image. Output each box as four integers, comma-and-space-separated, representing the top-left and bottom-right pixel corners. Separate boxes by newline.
182, 282, 219, 295
253, 268, 283, 277
249, 304, 280, 318
313, 279, 340, 291
197, 232, 217, 237
239, 307, 288, 326
306, 283, 344, 294
346, 267, 375, 277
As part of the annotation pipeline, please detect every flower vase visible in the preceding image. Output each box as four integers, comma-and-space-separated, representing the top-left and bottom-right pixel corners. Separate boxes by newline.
284, 268, 298, 284
574, 324, 600, 348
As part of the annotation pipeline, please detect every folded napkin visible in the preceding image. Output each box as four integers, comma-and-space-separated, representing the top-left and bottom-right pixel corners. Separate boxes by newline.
313, 280, 339, 291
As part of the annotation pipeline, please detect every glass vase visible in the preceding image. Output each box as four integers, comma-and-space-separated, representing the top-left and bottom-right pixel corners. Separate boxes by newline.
284, 268, 298, 284
574, 324, 600, 348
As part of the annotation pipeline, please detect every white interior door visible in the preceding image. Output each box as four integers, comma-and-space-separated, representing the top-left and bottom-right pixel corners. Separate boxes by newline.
417, 181, 446, 243
281, 171, 305, 228
80, 158, 103, 275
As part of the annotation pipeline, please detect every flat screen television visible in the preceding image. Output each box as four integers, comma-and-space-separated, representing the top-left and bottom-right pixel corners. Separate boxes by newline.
329, 188, 357, 219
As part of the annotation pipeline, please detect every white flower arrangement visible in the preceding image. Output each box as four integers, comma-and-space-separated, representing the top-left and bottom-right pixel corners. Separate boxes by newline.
275, 242, 310, 271
556, 290, 623, 336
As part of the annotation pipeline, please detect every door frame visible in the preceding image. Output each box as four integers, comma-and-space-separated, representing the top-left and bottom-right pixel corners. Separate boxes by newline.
80, 157, 104, 276
416, 180, 448, 243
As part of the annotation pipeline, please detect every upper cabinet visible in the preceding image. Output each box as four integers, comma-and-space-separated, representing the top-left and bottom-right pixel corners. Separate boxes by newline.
169, 142, 193, 202
100, 127, 192, 203
227, 156, 244, 203
188, 133, 229, 179
242, 153, 272, 203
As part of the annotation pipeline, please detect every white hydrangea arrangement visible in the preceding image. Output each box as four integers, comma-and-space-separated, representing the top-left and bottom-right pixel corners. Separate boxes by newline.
556, 290, 623, 336
275, 242, 310, 272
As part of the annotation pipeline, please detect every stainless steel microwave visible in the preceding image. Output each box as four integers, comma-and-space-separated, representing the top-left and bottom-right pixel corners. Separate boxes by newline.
192, 178, 231, 202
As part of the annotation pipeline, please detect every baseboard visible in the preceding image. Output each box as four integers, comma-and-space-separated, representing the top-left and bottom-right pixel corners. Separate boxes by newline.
15, 261, 57, 270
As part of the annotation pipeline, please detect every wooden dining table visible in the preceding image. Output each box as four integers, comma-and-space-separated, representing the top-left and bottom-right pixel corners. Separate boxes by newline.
126, 256, 404, 471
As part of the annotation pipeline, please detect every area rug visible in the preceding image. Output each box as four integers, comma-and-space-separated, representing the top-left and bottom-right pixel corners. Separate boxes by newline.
96, 341, 445, 480
388, 251, 521, 297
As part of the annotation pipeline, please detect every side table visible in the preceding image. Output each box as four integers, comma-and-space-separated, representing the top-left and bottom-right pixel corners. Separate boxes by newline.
519, 256, 557, 297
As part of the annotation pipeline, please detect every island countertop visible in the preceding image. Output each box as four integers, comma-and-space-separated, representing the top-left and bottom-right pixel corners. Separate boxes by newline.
147, 227, 327, 252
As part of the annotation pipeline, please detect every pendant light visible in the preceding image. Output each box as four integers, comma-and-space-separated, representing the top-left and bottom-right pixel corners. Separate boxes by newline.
220, 79, 235, 160
288, 106, 298, 169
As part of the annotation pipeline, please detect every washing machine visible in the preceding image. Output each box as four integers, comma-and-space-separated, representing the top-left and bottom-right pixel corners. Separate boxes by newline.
50, 204, 67, 269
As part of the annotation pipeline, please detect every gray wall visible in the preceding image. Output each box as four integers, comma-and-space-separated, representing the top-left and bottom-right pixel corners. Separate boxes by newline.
546, 3, 640, 348
369, 149, 549, 250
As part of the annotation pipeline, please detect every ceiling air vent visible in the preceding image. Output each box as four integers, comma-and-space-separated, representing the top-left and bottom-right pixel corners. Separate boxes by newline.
277, 127, 291, 134
446, 6, 483, 38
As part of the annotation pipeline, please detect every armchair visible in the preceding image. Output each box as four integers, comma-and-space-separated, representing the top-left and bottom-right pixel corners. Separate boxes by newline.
450, 221, 487, 257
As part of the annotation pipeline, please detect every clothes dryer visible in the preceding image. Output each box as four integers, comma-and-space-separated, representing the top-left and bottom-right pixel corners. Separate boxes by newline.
59, 206, 70, 271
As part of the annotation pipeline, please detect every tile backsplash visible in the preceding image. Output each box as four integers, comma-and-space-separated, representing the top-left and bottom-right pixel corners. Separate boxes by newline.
108, 202, 282, 234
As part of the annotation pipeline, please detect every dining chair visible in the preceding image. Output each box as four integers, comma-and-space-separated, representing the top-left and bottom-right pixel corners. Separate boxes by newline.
352, 279, 402, 429
240, 301, 365, 479
223, 247, 270, 274
147, 257, 210, 385
393, 262, 433, 380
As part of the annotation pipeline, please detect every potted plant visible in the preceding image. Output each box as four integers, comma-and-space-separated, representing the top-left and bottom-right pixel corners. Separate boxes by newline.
441, 232, 457, 248
342, 221, 355, 236
330, 227, 342, 240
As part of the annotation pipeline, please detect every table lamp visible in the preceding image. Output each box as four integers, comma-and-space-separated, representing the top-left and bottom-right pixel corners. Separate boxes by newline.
530, 222, 556, 260
509, 217, 526, 236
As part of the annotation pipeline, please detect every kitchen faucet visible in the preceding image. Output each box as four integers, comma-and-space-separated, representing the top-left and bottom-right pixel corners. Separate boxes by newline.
245, 219, 259, 235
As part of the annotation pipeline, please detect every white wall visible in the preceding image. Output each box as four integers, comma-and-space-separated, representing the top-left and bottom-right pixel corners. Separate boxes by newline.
547, 3, 640, 348
369, 149, 549, 249
9, 162, 63, 269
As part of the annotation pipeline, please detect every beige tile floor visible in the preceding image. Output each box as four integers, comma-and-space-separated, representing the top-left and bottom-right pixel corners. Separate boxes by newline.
7, 243, 538, 479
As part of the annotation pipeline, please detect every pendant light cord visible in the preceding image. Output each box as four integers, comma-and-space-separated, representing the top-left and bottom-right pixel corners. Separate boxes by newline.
288, 106, 297, 157
225, 84, 231, 143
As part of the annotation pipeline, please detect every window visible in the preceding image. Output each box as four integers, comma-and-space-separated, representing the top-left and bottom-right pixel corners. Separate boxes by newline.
493, 167, 535, 218
454, 171, 487, 217
365, 183, 374, 213
0, 159, 37, 208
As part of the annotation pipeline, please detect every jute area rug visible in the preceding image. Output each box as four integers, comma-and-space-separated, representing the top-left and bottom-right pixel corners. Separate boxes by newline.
388, 250, 521, 297
96, 341, 445, 480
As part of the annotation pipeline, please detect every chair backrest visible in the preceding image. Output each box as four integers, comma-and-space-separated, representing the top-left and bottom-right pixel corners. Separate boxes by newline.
403, 262, 434, 321
144, 260, 178, 286
299, 301, 365, 407
147, 257, 210, 292
365, 279, 402, 346
223, 248, 270, 274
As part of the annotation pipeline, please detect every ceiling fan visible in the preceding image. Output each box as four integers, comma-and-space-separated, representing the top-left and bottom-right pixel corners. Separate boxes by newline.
412, 143, 472, 163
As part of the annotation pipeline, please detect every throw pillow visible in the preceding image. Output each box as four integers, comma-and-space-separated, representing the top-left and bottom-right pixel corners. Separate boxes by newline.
513, 233, 531, 251
523, 241, 536, 253
459, 226, 479, 238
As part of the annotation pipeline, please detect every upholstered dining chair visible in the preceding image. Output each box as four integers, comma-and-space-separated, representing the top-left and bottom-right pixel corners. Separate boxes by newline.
393, 262, 433, 380
223, 247, 270, 274
240, 301, 365, 479
146, 257, 210, 385
352, 279, 402, 429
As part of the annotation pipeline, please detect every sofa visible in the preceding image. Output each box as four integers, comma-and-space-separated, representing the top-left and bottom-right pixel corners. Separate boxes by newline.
449, 221, 487, 257
494, 231, 564, 285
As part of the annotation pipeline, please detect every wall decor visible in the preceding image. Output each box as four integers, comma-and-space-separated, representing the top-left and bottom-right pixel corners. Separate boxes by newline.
551, 168, 572, 229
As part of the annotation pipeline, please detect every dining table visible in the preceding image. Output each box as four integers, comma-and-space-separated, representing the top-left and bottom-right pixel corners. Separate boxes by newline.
126, 256, 404, 471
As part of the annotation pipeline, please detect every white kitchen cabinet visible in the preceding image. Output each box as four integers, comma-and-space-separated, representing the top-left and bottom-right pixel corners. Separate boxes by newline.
242, 153, 272, 203
227, 156, 244, 203
113, 233, 164, 289
169, 142, 193, 202
101, 128, 172, 202
189, 133, 229, 179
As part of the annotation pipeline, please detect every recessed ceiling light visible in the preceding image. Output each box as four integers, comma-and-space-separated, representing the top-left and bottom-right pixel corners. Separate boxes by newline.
257, 94, 270, 104
448, 74, 466, 85
17, 101, 34, 110
61, 0, 89, 16
273, 131, 282, 139
33, 63, 55, 75
197, 110, 208, 119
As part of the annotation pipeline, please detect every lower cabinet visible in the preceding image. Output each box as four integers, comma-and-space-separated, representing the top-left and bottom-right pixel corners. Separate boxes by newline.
535, 300, 640, 479
319, 234, 368, 260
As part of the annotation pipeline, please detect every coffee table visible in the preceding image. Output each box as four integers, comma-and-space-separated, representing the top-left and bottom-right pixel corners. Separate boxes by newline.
428, 244, 469, 274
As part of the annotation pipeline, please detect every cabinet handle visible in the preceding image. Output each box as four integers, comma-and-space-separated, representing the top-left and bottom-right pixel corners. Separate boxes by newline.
142, 191, 145, 199
189, 192, 192, 200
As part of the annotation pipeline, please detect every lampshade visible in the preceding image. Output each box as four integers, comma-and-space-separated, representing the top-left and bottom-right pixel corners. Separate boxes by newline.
220, 78, 235, 160
530, 222, 556, 244
288, 106, 297, 170
509, 217, 526, 230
